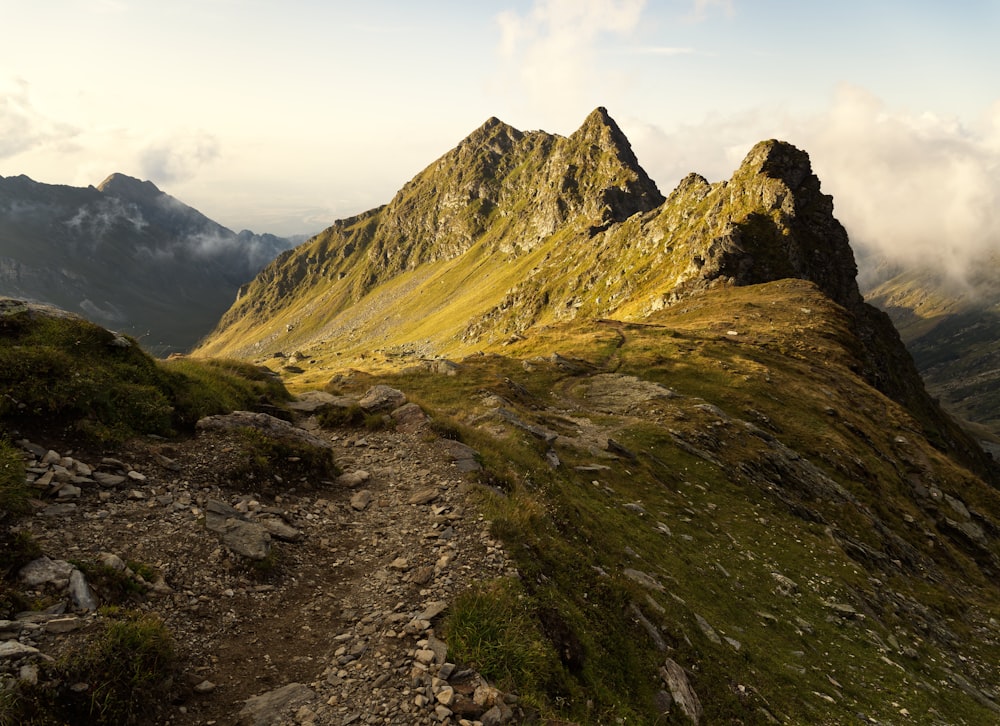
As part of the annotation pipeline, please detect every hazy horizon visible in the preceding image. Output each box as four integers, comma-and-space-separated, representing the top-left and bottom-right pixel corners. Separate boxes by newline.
2, 1, 998, 279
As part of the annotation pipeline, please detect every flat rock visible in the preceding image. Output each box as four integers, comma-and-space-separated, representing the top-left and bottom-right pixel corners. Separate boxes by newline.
439, 439, 482, 472
661, 658, 703, 725
93, 472, 126, 488
219, 519, 272, 561
391, 402, 429, 433
0, 641, 40, 660
238, 682, 317, 726
358, 385, 407, 413
408, 487, 440, 505
19, 557, 74, 587
258, 517, 303, 542
350, 489, 374, 511
45, 616, 84, 633
286, 391, 356, 413
336, 470, 371, 488
196, 411, 333, 451
623, 568, 665, 592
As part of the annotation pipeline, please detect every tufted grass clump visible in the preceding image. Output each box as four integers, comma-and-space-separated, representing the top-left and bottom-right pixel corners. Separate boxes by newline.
229, 428, 340, 488
2, 609, 176, 725
444, 578, 560, 698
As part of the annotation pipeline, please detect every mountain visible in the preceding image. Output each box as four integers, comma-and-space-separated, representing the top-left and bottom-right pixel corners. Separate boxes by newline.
0, 172, 297, 353
864, 254, 1000, 453
7, 109, 1000, 724
196, 108, 992, 480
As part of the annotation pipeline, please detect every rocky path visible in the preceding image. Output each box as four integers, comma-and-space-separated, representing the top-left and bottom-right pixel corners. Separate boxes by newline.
3, 396, 521, 725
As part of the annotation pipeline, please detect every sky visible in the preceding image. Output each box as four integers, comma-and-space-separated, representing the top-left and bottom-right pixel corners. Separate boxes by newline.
2, 0, 998, 280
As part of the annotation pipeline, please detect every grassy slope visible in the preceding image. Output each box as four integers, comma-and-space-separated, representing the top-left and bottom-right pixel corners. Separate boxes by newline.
327, 280, 1000, 724
867, 269, 1000, 440
0, 301, 290, 441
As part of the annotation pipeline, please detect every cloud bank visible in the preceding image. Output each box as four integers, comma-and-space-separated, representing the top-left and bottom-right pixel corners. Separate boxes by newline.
627, 85, 1000, 288
805, 86, 1000, 285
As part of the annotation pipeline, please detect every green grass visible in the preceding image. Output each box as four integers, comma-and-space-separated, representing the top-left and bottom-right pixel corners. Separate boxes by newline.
1, 609, 176, 725
445, 578, 561, 697
338, 282, 1000, 724
0, 438, 29, 518
0, 306, 292, 441
214, 427, 339, 491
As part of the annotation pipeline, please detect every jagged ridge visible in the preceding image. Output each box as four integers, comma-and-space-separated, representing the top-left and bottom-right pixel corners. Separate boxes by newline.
196, 109, 995, 480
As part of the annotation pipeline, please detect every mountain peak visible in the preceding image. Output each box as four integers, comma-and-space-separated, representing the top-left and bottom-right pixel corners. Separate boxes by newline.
97, 173, 164, 202
572, 106, 636, 157
736, 139, 814, 190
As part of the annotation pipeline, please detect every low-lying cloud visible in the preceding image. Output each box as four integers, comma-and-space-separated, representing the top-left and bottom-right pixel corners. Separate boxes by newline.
626, 85, 1000, 289
804, 86, 1000, 286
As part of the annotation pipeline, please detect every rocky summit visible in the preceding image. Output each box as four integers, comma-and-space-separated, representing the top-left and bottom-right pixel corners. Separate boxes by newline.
3, 109, 1000, 725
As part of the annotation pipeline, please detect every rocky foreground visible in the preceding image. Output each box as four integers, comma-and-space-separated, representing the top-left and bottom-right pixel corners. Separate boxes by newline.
1, 388, 528, 725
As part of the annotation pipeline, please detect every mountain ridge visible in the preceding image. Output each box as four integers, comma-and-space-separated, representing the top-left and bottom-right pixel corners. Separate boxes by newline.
196, 108, 993, 481
0, 172, 297, 353
6, 110, 1000, 724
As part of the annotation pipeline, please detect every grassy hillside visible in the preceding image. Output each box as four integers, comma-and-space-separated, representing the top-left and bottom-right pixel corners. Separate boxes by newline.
0, 299, 290, 441
866, 261, 1000, 442
328, 280, 1000, 723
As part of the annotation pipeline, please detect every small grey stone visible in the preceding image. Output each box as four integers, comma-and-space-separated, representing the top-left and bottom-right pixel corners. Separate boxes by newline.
350, 489, 374, 511
69, 569, 98, 612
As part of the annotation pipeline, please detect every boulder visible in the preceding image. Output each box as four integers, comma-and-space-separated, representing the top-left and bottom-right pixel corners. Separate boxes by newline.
238, 683, 316, 726
358, 385, 406, 413
196, 411, 333, 451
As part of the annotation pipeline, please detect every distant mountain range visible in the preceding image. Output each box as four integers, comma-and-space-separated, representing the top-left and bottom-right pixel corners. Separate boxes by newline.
0, 172, 301, 353
863, 256, 1000, 448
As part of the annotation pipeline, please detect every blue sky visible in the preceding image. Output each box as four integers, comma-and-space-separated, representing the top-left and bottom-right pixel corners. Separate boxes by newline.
1, 0, 998, 276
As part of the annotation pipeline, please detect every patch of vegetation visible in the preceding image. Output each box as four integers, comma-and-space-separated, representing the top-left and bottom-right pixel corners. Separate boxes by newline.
224, 428, 339, 489
70, 560, 151, 604
244, 546, 282, 582
316, 403, 365, 428
158, 357, 292, 429
0, 306, 292, 442
0, 528, 41, 619
0, 438, 29, 518
445, 579, 562, 700
2, 609, 176, 725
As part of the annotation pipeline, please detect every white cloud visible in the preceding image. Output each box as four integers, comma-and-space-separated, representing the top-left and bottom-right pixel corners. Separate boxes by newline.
634, 46, 696, 56
0, 78, 79, 159
624, 85, 1000, 287
138, 131, 221, 185
687, 0, 735, 22
495, 0, 647, 124
803, 85, 1000, 284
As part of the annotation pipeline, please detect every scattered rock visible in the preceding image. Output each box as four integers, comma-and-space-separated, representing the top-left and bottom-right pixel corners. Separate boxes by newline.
358, 385, 407, 413
350, 490, 374, 511
238, 683, 317, 726
661, 658, 703, 725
